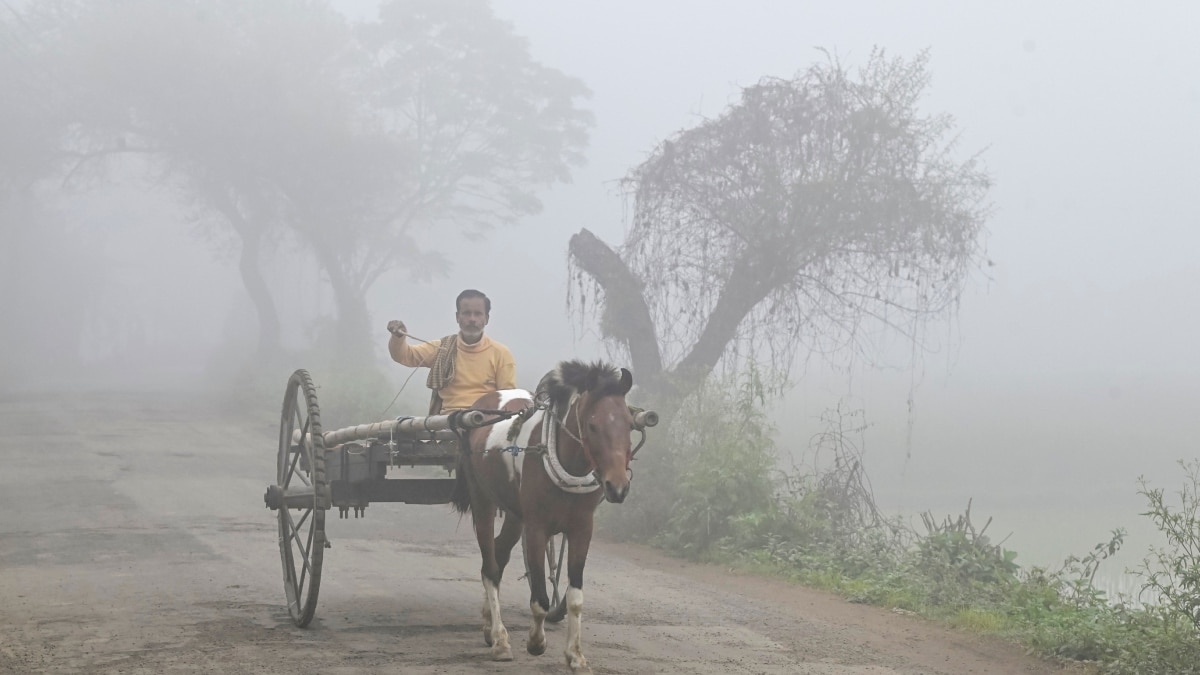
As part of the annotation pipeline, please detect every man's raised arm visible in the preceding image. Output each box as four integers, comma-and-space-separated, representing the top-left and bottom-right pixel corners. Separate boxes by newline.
386, 320, 439, 367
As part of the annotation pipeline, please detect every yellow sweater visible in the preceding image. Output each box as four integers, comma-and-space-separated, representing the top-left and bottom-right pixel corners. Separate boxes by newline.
388, 333, 517, 410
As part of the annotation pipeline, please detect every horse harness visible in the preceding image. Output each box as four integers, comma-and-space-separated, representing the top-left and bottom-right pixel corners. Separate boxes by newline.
464, 394, 605, 495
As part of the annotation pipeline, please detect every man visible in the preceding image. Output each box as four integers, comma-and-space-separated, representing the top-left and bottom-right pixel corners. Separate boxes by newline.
387, 289, 517, 414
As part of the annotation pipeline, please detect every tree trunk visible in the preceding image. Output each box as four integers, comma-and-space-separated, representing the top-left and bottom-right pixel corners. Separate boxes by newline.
314, 249, 372, 364
237, 231, 281, 359
214, 195, 281, 359
670, 251, 780, 393
569, 228, 781, 427
568, 228, 665, 391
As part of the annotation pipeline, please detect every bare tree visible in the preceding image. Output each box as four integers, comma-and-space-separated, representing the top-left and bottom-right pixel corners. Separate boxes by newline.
570, 50, 991, 417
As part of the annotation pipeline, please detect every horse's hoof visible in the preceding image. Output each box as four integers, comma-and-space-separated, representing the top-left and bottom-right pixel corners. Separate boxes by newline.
527, 637, 546, 656
566, 654, 591, 673
482, 628, 493, 647
491, 643, 514, 661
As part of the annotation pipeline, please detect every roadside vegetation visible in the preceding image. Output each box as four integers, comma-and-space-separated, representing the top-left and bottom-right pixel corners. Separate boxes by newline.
604, 374, 1200, 675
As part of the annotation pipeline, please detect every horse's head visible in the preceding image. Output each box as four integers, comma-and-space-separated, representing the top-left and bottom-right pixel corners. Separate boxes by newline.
545, 361, 636, 503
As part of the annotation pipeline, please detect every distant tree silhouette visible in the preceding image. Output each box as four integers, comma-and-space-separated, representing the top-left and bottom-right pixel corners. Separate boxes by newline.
44, 0, 591, 361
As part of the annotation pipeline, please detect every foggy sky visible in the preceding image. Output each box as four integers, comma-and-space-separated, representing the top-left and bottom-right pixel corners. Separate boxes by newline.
385, 0, 1200, 570
17, 0, 1200, 572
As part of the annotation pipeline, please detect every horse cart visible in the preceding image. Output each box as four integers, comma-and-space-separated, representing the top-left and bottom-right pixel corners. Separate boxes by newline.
261, 368, 658, 629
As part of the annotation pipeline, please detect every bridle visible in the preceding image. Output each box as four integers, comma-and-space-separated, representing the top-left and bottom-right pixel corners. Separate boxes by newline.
556, 394, 598, 473
543, 392, 635, 497
538, 392, 607, 495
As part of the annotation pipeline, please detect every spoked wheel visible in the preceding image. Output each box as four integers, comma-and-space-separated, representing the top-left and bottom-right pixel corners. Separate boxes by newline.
545, 534, 568, 624
274, 369, 328, 628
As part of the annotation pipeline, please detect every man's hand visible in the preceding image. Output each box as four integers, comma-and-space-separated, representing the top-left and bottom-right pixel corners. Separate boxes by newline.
386, 320, 408, 338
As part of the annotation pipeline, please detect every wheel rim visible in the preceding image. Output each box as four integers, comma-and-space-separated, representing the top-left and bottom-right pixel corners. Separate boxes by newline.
276, 369, 327, 628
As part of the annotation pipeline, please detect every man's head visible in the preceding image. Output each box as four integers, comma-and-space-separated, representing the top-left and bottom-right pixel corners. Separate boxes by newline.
455, 289, 490, 343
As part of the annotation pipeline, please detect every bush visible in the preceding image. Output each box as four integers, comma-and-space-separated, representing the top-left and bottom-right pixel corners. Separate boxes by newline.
911, 502, 1020, 606
1136, 460, 1200, 631
766, 405, 907, 579
653, 369, 780, 556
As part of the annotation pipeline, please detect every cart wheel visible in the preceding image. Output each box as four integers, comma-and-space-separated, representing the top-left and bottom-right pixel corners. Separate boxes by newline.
276, 369, 328, 628
545, 534, 568, 624
521, 533, 567, 624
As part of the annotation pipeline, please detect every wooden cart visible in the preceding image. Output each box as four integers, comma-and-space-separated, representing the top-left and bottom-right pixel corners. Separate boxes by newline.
262, 368, 573, 627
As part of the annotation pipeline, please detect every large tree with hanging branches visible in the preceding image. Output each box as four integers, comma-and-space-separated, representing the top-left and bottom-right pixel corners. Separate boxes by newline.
569, 49, 991, 416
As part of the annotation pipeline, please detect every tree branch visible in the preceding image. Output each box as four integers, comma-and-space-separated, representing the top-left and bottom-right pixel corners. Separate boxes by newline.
567, 228, 663, 385
672, 250, 783, 390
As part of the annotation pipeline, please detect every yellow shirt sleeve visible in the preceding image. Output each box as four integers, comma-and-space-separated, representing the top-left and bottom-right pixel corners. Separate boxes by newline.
388, 336, 440, 368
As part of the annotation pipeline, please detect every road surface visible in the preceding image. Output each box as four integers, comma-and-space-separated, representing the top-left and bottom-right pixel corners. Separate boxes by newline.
0, 391, 1083, 674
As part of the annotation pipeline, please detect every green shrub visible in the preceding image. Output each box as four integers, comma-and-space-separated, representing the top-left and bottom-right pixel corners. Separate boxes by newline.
654, 369, 779, 557
911, 502, 1020, 606
765, 405, 907, 580
1136, 460, 1200, 631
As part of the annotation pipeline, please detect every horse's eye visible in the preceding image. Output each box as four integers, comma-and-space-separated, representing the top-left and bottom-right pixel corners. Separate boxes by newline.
587, 422, 598, 433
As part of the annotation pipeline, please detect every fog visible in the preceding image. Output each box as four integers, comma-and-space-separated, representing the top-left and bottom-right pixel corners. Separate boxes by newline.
4, 0, 1199, 581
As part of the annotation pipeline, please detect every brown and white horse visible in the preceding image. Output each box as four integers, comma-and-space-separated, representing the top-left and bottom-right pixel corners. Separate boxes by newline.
451, 360, 635, 673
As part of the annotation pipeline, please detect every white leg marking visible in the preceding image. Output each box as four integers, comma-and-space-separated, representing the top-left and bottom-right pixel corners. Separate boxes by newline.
483, 575, 512, 660
527, 599, 548, 656
481, 586, 493, 646
564, 586, 590, 673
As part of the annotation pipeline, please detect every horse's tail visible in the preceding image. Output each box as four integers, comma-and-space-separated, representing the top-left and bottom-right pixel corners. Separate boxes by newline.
449, 446, 472, 515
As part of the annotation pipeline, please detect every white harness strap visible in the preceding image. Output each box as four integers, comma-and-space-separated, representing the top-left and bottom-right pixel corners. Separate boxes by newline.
542, 395, 601, 494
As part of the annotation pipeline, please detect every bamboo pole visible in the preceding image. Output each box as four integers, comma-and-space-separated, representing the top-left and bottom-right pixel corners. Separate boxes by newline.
293, 410, 489, 447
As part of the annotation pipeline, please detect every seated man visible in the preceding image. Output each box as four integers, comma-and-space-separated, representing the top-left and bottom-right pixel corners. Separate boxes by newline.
387, 289, 517, 414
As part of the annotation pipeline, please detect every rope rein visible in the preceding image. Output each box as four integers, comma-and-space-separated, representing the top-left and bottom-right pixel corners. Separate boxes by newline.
376, 330, 441, 418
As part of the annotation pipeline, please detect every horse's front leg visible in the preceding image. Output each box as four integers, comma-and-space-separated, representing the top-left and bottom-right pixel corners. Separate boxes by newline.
563, 519, 595, 674
472, 505, 513, 661
523, 521, 551, 657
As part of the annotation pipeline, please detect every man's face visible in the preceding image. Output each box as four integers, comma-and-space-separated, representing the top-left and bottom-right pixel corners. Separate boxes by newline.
456, 297, 489, 340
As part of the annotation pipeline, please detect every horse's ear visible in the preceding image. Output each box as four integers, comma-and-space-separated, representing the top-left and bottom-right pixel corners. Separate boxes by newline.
618, 368, 633, 395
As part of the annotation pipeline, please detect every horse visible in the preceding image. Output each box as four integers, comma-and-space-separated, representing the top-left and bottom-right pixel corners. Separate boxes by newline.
450, 359, 635, 673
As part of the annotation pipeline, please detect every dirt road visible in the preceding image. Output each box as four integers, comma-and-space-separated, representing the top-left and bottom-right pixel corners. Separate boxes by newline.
0, 391, 1080, 674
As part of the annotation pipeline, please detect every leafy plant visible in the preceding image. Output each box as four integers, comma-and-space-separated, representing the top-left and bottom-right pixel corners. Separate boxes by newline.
1057, 529, 1125, 609
915, 501, 1018, 593
1135, 460, 1200, 630
654, 368, 780, 556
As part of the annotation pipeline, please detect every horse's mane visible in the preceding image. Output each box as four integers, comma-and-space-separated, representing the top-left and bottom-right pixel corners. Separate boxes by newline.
536, 360, 625, 419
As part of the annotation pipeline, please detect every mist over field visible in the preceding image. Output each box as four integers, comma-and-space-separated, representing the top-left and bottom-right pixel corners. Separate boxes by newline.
4, 0, 1199, 590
